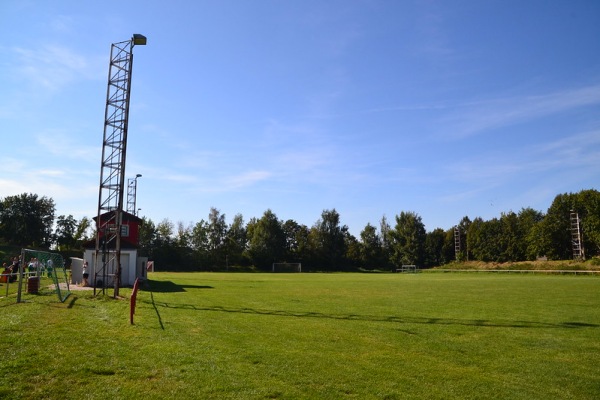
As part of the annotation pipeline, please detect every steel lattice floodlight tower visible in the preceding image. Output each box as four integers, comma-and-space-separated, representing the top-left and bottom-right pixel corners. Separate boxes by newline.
94, 34, 146, 297
127, 174, 142, 215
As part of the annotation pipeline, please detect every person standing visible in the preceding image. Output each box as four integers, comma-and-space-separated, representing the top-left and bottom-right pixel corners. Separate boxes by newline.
1, 262, 9, 283
46, 258, 53, 278
10, 256, 20, 282
82, 261, 89, 286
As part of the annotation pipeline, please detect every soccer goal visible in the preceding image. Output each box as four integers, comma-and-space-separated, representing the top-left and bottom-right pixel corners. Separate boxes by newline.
396, 265, 419, 273
16, 249, 71, 303
272, 262, 302, 273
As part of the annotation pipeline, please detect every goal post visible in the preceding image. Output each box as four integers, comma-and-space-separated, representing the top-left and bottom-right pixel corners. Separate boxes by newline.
272, 262, 302, 273
16, 248, 71, 303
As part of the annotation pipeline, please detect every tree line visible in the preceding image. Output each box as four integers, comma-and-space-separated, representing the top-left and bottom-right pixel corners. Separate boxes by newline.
0, 193, 92, 257
1, 189, 599, 270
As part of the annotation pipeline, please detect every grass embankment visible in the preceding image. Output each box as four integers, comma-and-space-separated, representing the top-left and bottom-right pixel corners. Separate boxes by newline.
435, 259, 600, 271
1, 272, 599, 399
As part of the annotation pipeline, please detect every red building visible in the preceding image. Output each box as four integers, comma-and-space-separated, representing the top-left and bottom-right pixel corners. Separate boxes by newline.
78, 210, 148, 287
93, 210, 143, 249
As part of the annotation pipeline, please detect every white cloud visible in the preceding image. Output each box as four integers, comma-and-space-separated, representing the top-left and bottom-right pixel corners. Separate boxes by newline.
159, 173, 198, 184
0, 179, 30, 197
50, 15, 75, 34
440, 127, 600, 210
535, 129, 600, 155
414, 3, 454, 58
36, 131, 99, 161
448, 84, 600, 139
12, 44, 103, 91
38, 169, 66, 177
0, 174, 77, 204
223, 170, 271, 190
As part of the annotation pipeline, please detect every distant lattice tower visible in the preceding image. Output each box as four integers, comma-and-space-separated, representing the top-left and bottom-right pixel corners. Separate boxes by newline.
570, 210, 585, 260
94, 34, 147, 297
454, 226, 461, 261
126, 174, 142, 215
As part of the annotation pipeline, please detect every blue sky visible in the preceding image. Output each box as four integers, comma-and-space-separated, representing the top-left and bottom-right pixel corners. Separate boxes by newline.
1, 0, 599, 235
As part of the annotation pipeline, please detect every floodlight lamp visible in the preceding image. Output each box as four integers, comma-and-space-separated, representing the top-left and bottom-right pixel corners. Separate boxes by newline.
136, 174, 142, 178
132, 34, 147, 46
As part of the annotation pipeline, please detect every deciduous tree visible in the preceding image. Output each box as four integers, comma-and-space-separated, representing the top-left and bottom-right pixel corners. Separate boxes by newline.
359, 223, 383, 269
389, 211, 426, 267
0, 193, 55, 247
247, 210, 285, 270
468, 217, 502, 262
424, 228, 445, 267
226, 213, 247, 267
54, 214, 78, 251
312, 209, 348, 270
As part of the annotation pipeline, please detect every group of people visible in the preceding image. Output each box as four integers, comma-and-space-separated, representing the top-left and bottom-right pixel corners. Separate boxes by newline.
1, 256, 55, 284
26, 257, 53, 277
1, 256, 22, 283
1, 256, 91, 287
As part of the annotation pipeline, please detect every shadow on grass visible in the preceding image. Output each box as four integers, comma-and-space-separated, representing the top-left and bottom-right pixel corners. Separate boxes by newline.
145, 280, 214, 293
144, 279, 213, 329
141, 299, 599, 330
150, 291, 165, 330
67, 295, 77, 309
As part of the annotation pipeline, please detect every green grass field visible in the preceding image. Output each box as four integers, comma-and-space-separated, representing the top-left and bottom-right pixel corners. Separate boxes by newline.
1, 272, 599, 399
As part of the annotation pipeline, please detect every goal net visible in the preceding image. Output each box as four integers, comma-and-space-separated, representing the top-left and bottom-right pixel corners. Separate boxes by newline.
272, 262, 302, 273
16, 249, 71, 303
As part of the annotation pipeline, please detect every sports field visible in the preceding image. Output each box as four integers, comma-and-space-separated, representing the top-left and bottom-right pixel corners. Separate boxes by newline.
1, 272, 599, 399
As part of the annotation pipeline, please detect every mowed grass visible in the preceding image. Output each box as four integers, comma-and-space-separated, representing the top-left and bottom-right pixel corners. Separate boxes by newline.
1, 273, 599, 399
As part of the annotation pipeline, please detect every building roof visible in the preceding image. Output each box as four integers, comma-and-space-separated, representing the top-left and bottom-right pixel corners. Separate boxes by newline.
93, 210, 143, 224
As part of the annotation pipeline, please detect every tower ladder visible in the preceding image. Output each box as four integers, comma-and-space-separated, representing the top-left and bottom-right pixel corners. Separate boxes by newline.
570, 210, 584, 260
454, 226, 461, 261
